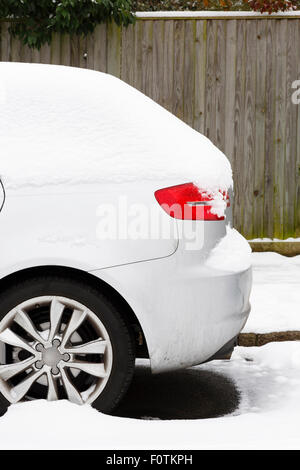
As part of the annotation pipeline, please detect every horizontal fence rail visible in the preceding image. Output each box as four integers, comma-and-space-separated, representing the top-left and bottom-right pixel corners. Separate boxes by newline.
1, 14, 300, 239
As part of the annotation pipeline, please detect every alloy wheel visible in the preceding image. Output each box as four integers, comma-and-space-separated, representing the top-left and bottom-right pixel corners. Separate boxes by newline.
0, 296, 113, 405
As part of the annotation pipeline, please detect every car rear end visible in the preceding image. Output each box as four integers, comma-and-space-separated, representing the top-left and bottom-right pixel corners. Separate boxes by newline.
95, 182, 252, 373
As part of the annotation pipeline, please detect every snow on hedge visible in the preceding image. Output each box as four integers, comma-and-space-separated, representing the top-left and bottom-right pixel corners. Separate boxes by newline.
0, 63, 232, 196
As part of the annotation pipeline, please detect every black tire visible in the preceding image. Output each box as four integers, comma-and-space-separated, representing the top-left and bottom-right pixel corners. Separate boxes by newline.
0, 275, 135, 414
0, 392, 9, 416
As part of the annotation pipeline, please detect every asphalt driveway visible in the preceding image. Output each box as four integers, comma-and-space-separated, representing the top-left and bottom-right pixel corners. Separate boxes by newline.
114, 362, 239, 420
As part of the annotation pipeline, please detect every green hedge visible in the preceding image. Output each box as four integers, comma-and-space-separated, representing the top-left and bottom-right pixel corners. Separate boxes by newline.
0, 0, 134, 49
2, 0, 299, 50
133, 0, 300, 11
133, 0, 251, 11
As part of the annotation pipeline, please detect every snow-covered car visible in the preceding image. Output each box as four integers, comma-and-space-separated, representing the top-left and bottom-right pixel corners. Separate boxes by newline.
0, 63, 252, 415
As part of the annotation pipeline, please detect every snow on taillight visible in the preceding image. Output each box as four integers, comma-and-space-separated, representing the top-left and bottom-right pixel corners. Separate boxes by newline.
154, 183, 229, 221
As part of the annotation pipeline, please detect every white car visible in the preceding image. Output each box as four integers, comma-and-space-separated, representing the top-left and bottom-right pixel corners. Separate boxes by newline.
0, 63, 252, 415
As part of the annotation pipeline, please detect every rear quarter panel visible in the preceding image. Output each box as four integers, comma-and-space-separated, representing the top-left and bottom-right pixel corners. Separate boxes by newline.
0, 182, 178, 279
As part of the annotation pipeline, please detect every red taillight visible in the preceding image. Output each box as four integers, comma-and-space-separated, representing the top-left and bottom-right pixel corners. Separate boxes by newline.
154, 183, 228, 221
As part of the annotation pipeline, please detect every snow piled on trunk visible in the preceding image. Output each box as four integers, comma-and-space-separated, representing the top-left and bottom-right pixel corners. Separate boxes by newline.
205, 227, 252, 273
0, 63, 232, 197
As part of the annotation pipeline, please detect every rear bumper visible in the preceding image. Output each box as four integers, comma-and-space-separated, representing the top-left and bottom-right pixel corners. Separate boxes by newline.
92, 254, 252, 373
150, 265, 252, 372
205, 334, 240, 362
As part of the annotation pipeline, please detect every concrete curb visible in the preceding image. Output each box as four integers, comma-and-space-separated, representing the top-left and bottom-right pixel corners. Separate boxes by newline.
249, 242, 300, 256
238, 331, 300, 347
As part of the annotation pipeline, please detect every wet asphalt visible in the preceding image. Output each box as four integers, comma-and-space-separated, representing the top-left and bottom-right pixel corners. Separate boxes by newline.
113, 363, 240, 420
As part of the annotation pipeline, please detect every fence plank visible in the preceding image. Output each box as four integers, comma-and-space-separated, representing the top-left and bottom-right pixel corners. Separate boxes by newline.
215, 20, 226, 153
31, 46, 41, 64
254, 19, 267, 238
173, 20, 185, 119
264, 20, 276, 238
183, 20, 195, 128
273, 19, 287, 239
61, 35, 71, 66
224, 20, 237, 165
39, 42, 51, 64
107, 22, 121, 77
232, 19, 246, 233
20, 44, 32, 63
194, 20, 207, 134
204, 20, 217, 145
85, 32, 94, 70
242, 20, 256, 239
79, 35, 88, 68
162, 20, 174, 114
93, 24, 107, 72
141, 20, 153, 98
296, 21, 300, 238
10, 35, 21, 62
51, 33, 61, 65
133, 20, 143, 92
70, 35, 80, 67
122, 24, 135, 86
284, 21, 298, 238
153, 21, 164, 105
1, 23, 10, 61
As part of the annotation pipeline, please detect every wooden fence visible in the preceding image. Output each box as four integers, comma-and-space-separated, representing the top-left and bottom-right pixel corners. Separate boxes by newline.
1, 13, 300, 239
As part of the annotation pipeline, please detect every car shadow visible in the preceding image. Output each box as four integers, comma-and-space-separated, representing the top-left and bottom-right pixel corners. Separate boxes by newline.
112, 362, 240, 420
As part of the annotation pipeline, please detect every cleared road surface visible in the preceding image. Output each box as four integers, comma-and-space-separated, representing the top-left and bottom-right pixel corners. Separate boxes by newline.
114, 362, 240, 420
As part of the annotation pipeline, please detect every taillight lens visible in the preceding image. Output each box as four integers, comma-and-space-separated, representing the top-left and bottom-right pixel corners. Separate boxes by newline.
154, 183, 228, 221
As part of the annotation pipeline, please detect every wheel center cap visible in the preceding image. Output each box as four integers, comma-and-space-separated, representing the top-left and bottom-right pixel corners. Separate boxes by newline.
42, 346, 65, 368
35, 340, 70, 374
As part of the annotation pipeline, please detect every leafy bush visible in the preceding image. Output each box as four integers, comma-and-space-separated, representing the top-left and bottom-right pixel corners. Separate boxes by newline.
133, 0, 299, 12
133, 0, 245, 10
1, 0, 299, 50
247, 0, 298, 12
0, 0, 135, 49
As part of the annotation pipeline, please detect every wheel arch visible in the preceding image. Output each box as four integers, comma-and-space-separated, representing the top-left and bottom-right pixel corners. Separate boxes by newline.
0, 265, 149, 358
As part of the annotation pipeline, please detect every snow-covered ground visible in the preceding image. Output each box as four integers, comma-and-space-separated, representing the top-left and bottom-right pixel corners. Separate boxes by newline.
0, 252, 299, 450
244, 252, 300, 333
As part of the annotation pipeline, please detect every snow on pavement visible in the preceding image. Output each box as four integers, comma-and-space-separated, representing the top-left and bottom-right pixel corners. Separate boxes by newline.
243, 252, 300, 333
0, 342, 300, 449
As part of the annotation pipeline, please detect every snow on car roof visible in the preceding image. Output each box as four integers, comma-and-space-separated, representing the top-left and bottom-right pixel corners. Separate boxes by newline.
0, 62, 232, 192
